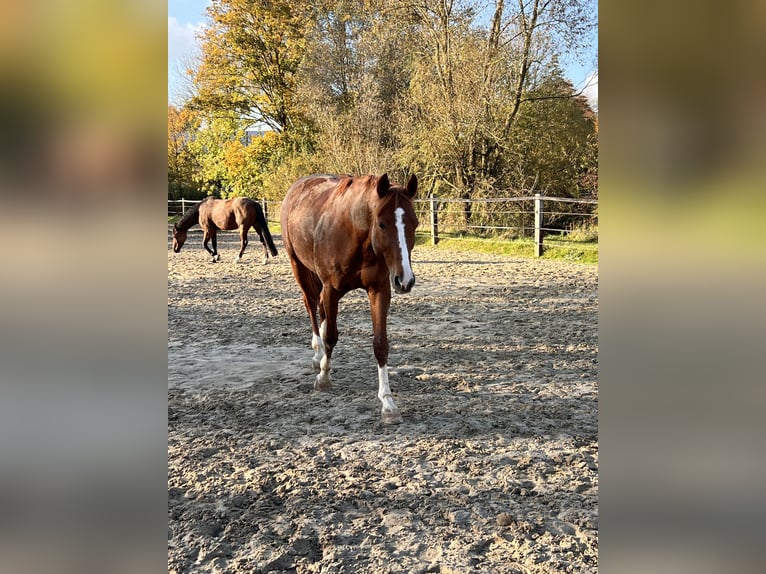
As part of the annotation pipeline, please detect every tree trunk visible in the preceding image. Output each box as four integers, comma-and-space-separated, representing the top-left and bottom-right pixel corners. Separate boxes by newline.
502, 0, 540, 141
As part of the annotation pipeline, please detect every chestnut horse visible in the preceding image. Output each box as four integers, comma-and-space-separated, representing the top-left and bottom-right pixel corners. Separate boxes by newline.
172, 197, 278, 263
281, 173, 418, 424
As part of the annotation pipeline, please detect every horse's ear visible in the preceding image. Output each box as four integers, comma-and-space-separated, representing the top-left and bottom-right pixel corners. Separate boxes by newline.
173, 223, 178, 231
405, 174, 418, 198
376, 173, 391, 198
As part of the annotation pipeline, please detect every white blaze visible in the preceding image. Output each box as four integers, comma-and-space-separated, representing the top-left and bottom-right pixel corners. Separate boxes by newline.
394, 207, 414, 286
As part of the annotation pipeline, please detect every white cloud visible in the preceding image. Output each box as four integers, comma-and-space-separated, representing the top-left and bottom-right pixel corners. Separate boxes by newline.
582, 70, 598, 111
168, 17, 205, 103
168, 17, 202, 66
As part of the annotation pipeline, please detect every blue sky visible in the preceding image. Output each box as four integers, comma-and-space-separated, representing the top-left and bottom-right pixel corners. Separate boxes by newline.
168, 0, 597, 109
168, 0, 209, 105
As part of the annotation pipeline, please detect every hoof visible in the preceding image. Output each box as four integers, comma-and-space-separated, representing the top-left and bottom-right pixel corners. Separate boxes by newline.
262, 257, 268, 265
314, 379, 332, 391
381, 409, 403, 425
314, 372, 332, 391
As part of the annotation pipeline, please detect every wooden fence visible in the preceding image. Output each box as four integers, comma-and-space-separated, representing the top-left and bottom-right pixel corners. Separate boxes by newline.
168, 195, 597, 256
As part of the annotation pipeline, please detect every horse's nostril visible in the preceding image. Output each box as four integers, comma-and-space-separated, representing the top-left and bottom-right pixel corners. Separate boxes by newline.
393, 275, 415, 293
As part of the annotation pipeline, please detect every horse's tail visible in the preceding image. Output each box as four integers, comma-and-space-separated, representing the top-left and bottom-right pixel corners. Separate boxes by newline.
255, 201, 278, 257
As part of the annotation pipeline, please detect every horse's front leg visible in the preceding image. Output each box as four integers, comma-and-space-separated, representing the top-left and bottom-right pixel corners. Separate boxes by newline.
368, 285, 401, 424
203, 229, 217, 262
315, 286, 340, 391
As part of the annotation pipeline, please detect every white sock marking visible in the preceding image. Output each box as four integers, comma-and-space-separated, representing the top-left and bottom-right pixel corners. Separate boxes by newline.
394, 208, 414, 286
311, 332, 323, 369
378, 364, 398, 414
316, 341, 332, 388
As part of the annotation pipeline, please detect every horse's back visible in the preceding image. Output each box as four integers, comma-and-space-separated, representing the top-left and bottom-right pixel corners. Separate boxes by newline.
281, 175, 355, 270
281, 175, 346, 238
283, 175, 347, 205
200, 197, 257, 230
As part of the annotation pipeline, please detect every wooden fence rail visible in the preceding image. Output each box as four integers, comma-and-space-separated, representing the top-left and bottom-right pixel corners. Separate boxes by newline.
169, 195, 597, 256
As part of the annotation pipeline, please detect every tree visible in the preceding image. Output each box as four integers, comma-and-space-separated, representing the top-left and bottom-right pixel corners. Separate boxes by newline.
184, 113, 245, 196
190, 0, 314, 132
396, 0, 595, 222
175, 0, 598, 209
507, 67, 597, 197
298, 0, 415, 177
167, 105, 203, 199
219, 130, 304, 198
184, 112, 313, 200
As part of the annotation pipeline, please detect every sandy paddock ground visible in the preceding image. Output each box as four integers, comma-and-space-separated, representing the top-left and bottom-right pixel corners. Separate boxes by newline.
168, 229, 598, 573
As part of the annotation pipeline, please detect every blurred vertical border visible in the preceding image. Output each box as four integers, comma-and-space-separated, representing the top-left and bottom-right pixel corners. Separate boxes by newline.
601, 1, 766, 573
0, 1, 167, 573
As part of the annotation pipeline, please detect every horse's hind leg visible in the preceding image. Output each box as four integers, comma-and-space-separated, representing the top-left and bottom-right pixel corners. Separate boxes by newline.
236, 226, 249, 262
211, 231, 220, 261
255, 228, 269, 265
316, 285, 340, 391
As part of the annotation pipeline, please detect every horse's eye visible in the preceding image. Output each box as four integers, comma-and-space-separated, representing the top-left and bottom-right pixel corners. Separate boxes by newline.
379, 222, 386, 229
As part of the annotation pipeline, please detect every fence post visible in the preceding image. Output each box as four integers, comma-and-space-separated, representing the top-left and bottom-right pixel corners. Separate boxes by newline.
261, 198, 268, 222
534, 194, 544, 257
181, 198, 186, 216
430, 197, 439, 245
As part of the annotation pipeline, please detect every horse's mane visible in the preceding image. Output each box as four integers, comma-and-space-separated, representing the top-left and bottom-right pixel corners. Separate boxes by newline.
329, 175, 412, 210
381, 183, 413, 210
175, 199, 204, 231
335, 177, 354, 195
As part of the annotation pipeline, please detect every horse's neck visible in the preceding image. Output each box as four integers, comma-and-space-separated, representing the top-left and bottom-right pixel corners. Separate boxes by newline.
176, 204, 201, 231
347, 189, 376, 232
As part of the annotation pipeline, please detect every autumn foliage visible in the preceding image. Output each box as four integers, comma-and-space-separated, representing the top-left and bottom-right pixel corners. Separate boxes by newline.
169, 0, 598, 209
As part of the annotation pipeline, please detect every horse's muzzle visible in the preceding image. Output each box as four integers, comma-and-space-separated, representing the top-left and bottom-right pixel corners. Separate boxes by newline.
393, 274, 415, 294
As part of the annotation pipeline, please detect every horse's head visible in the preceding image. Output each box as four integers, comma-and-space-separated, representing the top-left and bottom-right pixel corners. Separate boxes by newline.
171, 223, 187, 253
371, 173, 419, 294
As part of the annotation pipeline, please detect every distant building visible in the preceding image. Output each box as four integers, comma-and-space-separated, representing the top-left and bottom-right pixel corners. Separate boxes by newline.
241, 123, 272, 146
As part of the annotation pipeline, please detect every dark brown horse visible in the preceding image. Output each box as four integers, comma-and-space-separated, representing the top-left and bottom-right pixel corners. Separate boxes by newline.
172, 197, 278, 263
281, 173, 418, 424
